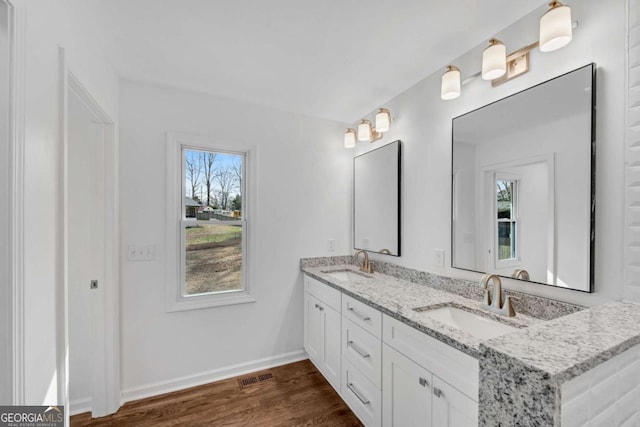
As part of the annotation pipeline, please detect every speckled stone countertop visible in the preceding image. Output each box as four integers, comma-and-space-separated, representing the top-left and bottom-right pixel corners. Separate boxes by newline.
479, 302, 640, 426
302, 263, 541, 358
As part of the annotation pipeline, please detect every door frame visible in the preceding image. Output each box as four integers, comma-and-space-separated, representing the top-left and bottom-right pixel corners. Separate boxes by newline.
58, 48, 120, 419
4, 0, 26, 406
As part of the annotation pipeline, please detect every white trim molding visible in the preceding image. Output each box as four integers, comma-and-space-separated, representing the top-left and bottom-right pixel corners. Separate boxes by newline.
165, 131, 258, 312
6, 0, 26, 406
121, 351, 307, 404
625, 0, 640, 302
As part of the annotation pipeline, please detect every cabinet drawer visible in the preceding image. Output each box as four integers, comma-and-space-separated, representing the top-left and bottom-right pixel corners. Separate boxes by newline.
342, 294, 382, 338
342, 358, 381, 427
342, 318, 382, 388
305, 275, 341, 312
382, 314, 479, 401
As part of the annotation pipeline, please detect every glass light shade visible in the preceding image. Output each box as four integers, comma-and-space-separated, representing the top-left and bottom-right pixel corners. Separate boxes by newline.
358, 120, 372, 141
344, 128, 356, 148
441, 66, 461, 100
375, 109, 391, 133
482, 39, 507, 81
539, 2, 572, 52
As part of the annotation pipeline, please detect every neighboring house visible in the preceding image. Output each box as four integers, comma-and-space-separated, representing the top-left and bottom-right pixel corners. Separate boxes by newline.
185, 197, 201, 218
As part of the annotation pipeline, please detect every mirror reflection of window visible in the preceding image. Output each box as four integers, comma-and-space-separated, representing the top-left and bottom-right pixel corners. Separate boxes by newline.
451, 64, 594, 292
496, 178, 518, 263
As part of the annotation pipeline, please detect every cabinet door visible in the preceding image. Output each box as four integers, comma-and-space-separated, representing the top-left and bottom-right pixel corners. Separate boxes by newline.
382, 344, 432, 427
304, 292, 323, 364
432, 376, 478, 427
322, 304, 341, 391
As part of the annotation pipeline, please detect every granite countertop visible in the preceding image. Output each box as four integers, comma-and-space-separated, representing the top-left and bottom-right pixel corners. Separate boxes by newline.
302, 264, 542, 358
482, 301, 640, 382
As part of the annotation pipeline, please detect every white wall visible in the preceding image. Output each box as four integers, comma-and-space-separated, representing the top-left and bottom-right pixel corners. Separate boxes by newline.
355, 0, 626, 306
118, 80, 351, 395
13, 0, 119, 406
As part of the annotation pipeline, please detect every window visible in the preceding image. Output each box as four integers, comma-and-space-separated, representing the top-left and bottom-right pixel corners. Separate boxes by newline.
166, 133, 255, 311
495, 177, 519, 267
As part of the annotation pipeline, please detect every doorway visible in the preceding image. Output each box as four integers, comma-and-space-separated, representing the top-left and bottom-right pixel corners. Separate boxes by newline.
64, 72, 120, 418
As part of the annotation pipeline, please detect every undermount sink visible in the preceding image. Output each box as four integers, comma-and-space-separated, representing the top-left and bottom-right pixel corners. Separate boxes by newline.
413, 305, 519, 340
322, 269, 371, 282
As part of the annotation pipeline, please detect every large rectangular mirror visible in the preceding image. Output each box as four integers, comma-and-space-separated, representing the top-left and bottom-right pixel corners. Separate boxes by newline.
452, 64, 595, 292
354, 140, 401, 256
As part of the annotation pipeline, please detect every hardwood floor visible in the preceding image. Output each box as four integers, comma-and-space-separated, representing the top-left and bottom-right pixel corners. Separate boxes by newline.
71, 359, 363, 426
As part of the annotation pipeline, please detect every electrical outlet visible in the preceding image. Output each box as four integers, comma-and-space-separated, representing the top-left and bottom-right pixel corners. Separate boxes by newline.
327, 239, 336, 252
434, 249, 445, 268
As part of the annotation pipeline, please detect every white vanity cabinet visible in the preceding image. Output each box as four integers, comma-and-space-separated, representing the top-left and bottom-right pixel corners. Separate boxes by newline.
302, 273, 479, 427
382, 343, 432, 426
303, 275, 342, 392
382, 314, 478, 427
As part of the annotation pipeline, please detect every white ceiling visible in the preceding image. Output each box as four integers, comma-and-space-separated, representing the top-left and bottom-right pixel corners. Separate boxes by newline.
81, 0, 543, 122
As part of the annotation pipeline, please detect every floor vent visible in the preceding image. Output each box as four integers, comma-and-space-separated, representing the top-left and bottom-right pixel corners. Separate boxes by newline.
239, 372, 274, 388
258, 373, 273, 382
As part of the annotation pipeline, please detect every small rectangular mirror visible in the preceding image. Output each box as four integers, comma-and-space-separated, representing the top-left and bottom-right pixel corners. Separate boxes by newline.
452, 64, 595, 292
354, 140, 401, 256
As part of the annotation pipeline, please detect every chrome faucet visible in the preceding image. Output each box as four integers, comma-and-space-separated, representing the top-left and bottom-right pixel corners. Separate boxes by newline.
511, 269, 530, 280
479, 273, 516, 317
354, 250, 373, 274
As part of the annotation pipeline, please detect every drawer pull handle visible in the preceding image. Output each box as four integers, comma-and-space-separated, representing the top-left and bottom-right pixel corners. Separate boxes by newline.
419, 377, 428, 387
347, 340, 370, 358
433, 387, 443, 398
347, 305, 371, 321
347, 382, 370, 405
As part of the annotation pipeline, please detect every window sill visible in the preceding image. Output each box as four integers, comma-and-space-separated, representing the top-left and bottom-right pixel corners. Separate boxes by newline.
166, 291, 256, 312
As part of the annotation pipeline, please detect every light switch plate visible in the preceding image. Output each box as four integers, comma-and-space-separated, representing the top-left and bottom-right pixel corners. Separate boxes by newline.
128, 244, 155, 261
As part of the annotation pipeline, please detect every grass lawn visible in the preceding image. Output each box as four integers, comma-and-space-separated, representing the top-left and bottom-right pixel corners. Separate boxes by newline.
185, 223, 242, 295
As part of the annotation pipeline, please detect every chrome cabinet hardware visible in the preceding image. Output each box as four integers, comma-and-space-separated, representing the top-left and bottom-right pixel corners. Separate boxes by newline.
347, 305, 371, 321
419, 377, 428, 387
347, 340, 371, 358
347, 382, 370, 405
433, 387, 443, 398
314, 303, 324, 311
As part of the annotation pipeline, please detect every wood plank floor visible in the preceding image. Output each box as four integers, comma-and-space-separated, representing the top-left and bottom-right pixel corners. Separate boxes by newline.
71, 359, 363, 426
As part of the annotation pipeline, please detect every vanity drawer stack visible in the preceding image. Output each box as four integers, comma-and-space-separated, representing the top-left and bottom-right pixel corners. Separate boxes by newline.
341, 294, 383, 426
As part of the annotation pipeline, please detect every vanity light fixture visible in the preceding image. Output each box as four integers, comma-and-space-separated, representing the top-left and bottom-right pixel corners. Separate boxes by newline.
375, 108, 391, 133
344, 108, 392, 147
344, 128, 356, 148
539, 1, 572, 52
441, 66, 461, 100
482, 39, 507, 80
357, 120, 373, 141
440, 1, 575, 100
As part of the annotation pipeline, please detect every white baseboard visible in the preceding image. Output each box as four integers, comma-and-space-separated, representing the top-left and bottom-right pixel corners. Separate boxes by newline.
121, 350, 308, 404
70, 397, 92, 416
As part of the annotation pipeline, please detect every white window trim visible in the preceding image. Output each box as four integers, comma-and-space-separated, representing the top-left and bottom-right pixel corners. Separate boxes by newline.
165, 132, 257, 312
494, 173, 521, 269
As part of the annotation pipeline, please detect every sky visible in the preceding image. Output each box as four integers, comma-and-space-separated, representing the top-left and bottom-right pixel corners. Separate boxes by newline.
184, 149, 243, 203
